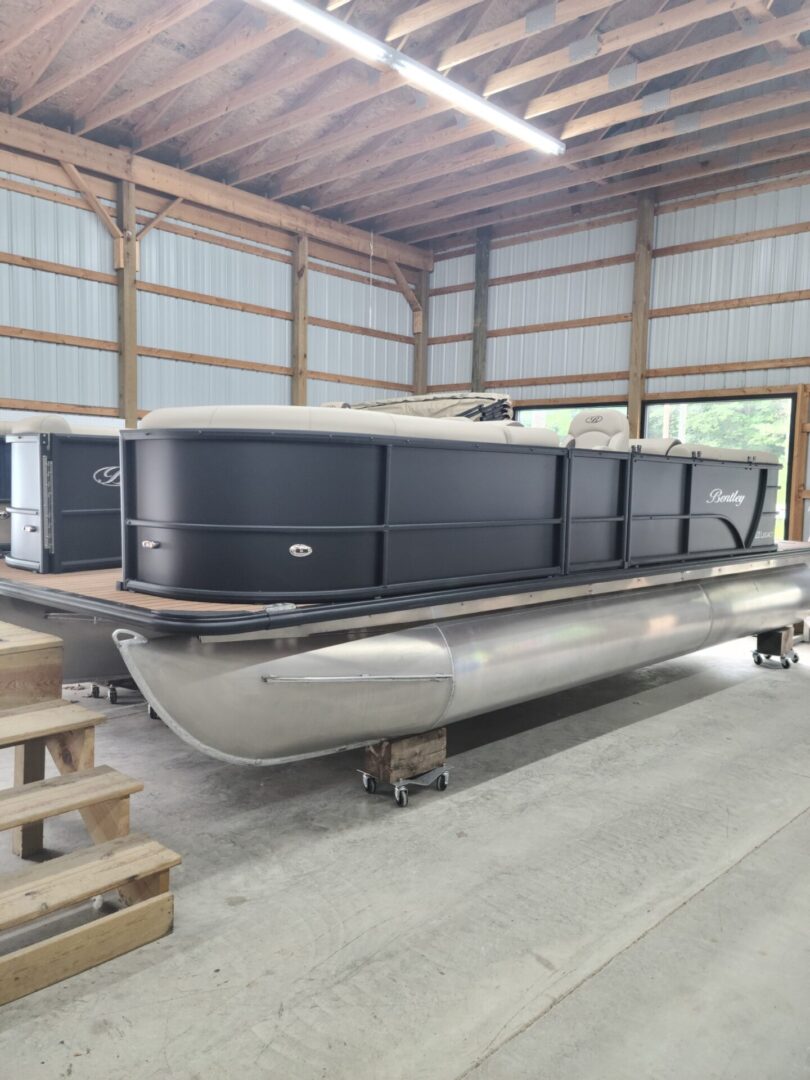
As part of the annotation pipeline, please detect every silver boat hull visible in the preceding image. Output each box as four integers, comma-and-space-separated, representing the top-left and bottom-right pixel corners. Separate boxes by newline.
115, 563, 810, 765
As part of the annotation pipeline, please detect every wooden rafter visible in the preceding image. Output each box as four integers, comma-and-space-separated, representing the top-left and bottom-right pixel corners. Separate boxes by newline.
70, 41, 152, 125
386, 0, 485, 42
525, 8, 810, 118
439, 0, 613, 71
11, 0, 95, 101
12, 0, 213, 116
0, 0, 86, 61
367, 87, 810, 231
486, 0, 750, 98
398, 120, 810, 242
136, 44, 345, 152
137, 197, 184, 240
325, 50, 810, 219
76, 9, 293, 135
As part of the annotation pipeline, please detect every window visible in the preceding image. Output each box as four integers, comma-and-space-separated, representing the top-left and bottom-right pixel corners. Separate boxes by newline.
644, 397, 793, 540
517, 404, 627, 443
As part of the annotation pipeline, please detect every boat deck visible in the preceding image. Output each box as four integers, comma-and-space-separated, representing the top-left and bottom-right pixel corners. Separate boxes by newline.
1, 545, 809, 637
0, 562, 265, 615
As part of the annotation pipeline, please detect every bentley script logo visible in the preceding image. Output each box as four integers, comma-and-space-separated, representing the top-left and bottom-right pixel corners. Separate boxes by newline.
585, 414, 604, 424
92, 466, 121, 487
706, 488, 745, 507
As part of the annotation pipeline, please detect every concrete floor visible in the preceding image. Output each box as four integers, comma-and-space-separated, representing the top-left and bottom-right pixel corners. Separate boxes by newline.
1, 639, 809, 1079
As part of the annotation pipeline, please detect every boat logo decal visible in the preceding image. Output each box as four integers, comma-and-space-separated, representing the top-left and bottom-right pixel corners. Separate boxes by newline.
584, 415, 604, 423
706, 488, 745, 507
289, 543, 313, 558
92, 465, 121, 487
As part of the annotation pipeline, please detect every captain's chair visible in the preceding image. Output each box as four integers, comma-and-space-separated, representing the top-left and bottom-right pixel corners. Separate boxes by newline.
565, 409, 630, 452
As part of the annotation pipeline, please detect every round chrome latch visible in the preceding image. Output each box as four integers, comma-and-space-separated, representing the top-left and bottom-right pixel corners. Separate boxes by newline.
141, 539, 161, 550
289, 543, 313, 558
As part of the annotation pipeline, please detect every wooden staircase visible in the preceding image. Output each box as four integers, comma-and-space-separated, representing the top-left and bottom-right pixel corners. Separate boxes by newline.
0, 622, 180, 1006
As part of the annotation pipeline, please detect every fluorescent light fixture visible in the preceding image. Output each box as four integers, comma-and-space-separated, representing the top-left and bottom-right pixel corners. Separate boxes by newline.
249, 0, 565, 156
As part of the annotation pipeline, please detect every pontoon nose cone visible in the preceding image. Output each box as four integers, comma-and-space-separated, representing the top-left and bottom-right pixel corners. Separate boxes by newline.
114, 626, 454, 765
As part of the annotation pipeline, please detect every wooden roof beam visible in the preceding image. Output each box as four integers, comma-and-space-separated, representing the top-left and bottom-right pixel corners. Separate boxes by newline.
344, 62, 810, 223
0, 112, 431, 269
524, 6, 810, 118
386, 1, 487, 42
0, 0, 87, 61
393, 109, 810, 241
439, 0, 612, 71
11, 0, 95, 101
135, 43, 345, 151
184, 68, 404, 170
12, 0, 215, 116
76, 9, 292, 134
486, 0, 752, 98
330, 53, 810, 216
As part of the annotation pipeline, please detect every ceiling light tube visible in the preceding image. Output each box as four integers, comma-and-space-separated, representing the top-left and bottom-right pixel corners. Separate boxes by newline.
248, 0, 565, 156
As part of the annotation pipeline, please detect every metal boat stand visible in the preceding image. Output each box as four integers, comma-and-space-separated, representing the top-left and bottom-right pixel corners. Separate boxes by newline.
359, 727, 449, 808
752, 627, 801, 670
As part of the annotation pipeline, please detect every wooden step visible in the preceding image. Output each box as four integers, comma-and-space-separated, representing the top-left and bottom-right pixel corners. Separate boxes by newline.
0, 702, 105, 749
0, 833, 181, 933
0, 620, 63, 708
0, 893, 174, 1007
0, 766, 142, 833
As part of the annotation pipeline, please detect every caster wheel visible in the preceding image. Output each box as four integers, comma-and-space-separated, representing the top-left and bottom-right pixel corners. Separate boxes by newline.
108, 687, 118, 704
148, 705, 159, 720
91, 684, 100, 698
435, 771, 449, 792
362, 774, 377, 795
753, 653, 763, 666
792, 652, 800, 664
394, 787, 409, 808
781, 657, 791, 670
765, 655, 772, 660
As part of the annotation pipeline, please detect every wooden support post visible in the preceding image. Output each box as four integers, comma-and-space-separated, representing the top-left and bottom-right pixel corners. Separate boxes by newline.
291, 234, 308, 406
413, 269, 430, 394
788, 384, 809, 541
471, 227, 491, 392
117, 180, 138, 428
11, 739, 45, 858
628, 193, 655, 439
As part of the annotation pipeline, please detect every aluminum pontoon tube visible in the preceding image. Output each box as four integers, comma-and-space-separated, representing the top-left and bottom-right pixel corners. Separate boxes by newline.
114, 563, 810, 766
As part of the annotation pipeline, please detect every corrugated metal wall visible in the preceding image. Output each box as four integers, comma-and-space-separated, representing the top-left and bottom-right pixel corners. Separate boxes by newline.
0, 165, 416, 415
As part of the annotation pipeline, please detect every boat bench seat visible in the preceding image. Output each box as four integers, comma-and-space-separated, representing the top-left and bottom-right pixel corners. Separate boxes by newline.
669, 443, 779, 464
141, 405, 559, 447
566, 409, 630, 452
4, 416, 119, 437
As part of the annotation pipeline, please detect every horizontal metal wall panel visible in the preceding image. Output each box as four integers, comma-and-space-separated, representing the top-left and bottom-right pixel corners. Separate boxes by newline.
308, 324, 412, 385
138, 355, 290, 411
0, 264, 116, 341
498, 380, 629, 401
0, 173, 113, 273
137, 292, 291, 366
428, 341, 472, 386
306, 380, 401, 406
488, 321, 632, 380
309, 270, 411, 337
489, 264, 633, 330
652, 232, 810, 308
657, 179, 810, 247
648, 299, 810, 369
139, 227, 292, 310
0, 337, 116, 407
431, 254, 475, 289
490, 218, 636, 278
646, 366, 810, 395
430, 289, 474, 339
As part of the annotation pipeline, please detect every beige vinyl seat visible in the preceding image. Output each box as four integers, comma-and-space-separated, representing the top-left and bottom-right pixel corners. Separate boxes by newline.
630, 437, 681, 455
140, 405, 559, 447
669, 443, 779, 464
565, 409, 630, 452
6, 415, 119, 437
